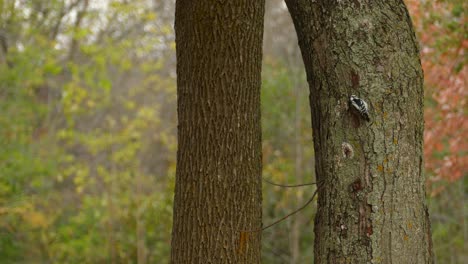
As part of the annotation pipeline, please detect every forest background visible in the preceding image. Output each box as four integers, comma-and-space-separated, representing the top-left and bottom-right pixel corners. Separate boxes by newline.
0, 0, 466, 263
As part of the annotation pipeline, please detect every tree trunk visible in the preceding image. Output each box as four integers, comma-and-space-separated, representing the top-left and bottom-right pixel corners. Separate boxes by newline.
284, 1, 434, 263
171, 1, 265, 263
290, 69, 305, 264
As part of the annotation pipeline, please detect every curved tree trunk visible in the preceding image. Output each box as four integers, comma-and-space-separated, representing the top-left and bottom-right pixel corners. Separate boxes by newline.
284, 1, 434, 263
171, 1, 265, 263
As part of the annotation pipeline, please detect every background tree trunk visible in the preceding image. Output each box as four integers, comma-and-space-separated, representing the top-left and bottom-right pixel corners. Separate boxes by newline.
171, 1, 265, 263
290, 66, 305, 264
284, 0, 434, 263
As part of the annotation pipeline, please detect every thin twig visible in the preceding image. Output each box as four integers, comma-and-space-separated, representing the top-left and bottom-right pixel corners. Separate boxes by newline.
262, 177, 316, 188
239, 182, 322, 233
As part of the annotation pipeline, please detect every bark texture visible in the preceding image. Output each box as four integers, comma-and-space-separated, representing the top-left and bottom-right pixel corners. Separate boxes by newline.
284, 1, 434, 263
171, 1, 265, 263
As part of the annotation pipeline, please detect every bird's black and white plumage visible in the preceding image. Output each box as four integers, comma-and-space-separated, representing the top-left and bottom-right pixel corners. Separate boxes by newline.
349, 95, 370, 122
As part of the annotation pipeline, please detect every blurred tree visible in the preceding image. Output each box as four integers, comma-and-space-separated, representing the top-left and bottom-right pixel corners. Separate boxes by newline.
0, 0, 465, 263
406, 0, 467, 185
261, 60, 316, 264
1, 0, 176, 263
171, 1, 265, 263
285, 0, 434, 263
406, 1, 467, 263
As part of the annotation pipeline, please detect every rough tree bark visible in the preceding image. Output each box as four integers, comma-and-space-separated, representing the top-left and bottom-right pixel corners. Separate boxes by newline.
284, 1, 434, 263
171, 1, 265, 263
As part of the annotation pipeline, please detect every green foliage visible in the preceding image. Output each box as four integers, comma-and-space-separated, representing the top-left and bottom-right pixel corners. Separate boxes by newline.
261, 59, 316, 263
0, 0, 464, 263
428, 177, 467, 264
0, 17, 60, 261
1, 0, 176, 262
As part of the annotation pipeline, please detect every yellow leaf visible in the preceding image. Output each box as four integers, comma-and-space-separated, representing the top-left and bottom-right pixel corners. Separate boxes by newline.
24, 211, 48, 228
